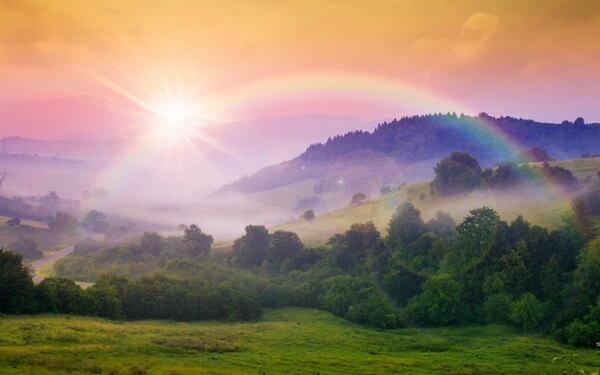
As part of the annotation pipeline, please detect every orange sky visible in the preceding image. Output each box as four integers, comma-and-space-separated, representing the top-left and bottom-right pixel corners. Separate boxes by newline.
1, 0, 599, 137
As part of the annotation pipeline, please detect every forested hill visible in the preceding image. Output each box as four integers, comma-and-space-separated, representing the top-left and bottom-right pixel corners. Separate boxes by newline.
219, 113, 600, 194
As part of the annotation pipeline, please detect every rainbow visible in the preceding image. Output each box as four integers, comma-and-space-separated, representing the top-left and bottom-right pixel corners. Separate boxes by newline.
93, 71, 574, 209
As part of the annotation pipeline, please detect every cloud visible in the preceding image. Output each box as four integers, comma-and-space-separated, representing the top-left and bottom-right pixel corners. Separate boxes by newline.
454, 13, 502, 63
0, 0, 113, 67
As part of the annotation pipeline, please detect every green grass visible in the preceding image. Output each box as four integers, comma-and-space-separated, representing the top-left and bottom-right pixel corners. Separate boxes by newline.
272, 180, 572, 246
530, 156, 600, 180
263, 156, 600, 246
0, 308, 597, 374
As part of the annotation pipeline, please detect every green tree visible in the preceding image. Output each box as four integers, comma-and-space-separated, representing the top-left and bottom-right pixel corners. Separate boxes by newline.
387, 202, 425, 245
456, 207, 499, 261
0, 249, 35, 313
430, 151, 482, 195
36, 277, 83, 314
509, 292, 545, 332
49, 212, 79, 235
267, 230, 304, 269
516, 147, 553, 162
483, 293, 513, 323
141, 231, 164, 256
330, 221, 380, 270
183, 224, 213, 258
232, 225, 270, 267
300, 209, 315, 222
81, 210, 109, 233
405, 275, 463, 326
425, 211, 456, 237
349, 192, 367, 205
8, 237, 42, 260
570, 198, 597, 243
81, 283, 122, 319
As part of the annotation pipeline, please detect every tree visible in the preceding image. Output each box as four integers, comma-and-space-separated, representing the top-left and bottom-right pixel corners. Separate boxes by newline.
488, 162, 526, 189
430, 151, 482, 195
49, 212, 79, 235
387, 202, 425, 245
574, 117, 585, 127
456, 207, 499, 260
141, 232, 164, 256
326, 221, 381, 271
81, 283, 122, 319
301, 209, 315, 222
267, 230, 304, 269
405, 275, 463, 326
541, 163, 579, 190
43, 191, 61, 214
81, 210, 109, 233
509, 292, 545, 332
7, 217, 20, 226
570, 198, 597, 243
425, 211, 456, 237
349, 192, 367, 205
36, 277, 82, 314
183, 224, 213, 258
0, 249, 35, 313
8, 237, 42, 260
232, 225, 270, 267
516, 147, 553, 162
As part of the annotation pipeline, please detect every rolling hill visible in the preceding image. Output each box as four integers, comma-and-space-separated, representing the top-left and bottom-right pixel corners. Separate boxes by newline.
219, 114, 600, 209
270, 157, 600, 246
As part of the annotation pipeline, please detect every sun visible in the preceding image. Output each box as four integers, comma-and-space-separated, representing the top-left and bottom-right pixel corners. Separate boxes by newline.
153, 101, 197, 140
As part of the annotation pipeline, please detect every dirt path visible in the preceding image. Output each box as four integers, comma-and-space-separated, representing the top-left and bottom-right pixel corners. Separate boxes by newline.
29, 245, 74, 283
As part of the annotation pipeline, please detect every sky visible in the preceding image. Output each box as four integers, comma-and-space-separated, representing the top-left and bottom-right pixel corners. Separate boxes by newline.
1, 0, 599, 140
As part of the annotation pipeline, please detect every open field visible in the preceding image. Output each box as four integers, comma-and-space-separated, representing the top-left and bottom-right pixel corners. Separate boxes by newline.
0, 308, 597, 374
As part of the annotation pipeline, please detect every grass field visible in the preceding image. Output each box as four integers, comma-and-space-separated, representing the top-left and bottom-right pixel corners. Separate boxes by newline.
0, 308, 597, 374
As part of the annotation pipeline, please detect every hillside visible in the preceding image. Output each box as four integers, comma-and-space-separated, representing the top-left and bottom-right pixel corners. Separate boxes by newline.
271, 156, 600, 246
1, 309, 597, 374
220, 114, 600, 199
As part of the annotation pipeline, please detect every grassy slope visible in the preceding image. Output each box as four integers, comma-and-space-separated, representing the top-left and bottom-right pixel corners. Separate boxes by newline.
0, 308, 597, 375
269, 157, 600, 246
530, 156, 600, 179
272, 181, 572, 247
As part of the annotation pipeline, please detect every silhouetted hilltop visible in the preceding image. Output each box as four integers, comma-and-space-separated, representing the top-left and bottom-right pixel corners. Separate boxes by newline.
219, 113, 600, 194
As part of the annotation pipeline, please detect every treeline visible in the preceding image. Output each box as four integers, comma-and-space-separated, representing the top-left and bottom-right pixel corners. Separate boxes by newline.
0, 250, 262, 321
430, 151, 579, 196
44, 200, 600, 346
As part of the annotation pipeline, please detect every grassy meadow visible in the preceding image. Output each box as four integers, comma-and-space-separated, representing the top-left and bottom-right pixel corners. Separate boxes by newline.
271, 181, 572, 247
266, 157, 600, 246
0, 308, 598, 374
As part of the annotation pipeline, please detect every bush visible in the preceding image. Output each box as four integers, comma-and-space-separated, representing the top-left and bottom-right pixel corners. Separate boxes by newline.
405, 275, 463, 326
7, 217, 20, 226
8, 237, 42, 260
483, 293, 513, 323
509, 293, 545, 332
565, 321, 600, 347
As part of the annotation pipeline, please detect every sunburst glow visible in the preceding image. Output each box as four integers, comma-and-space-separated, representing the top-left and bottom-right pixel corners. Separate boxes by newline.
153, 101, 197, 140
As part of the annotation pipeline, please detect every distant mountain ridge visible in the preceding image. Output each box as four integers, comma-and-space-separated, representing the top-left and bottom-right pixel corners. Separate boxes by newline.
219, 113, 600, 195
0, 137, 130, 162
